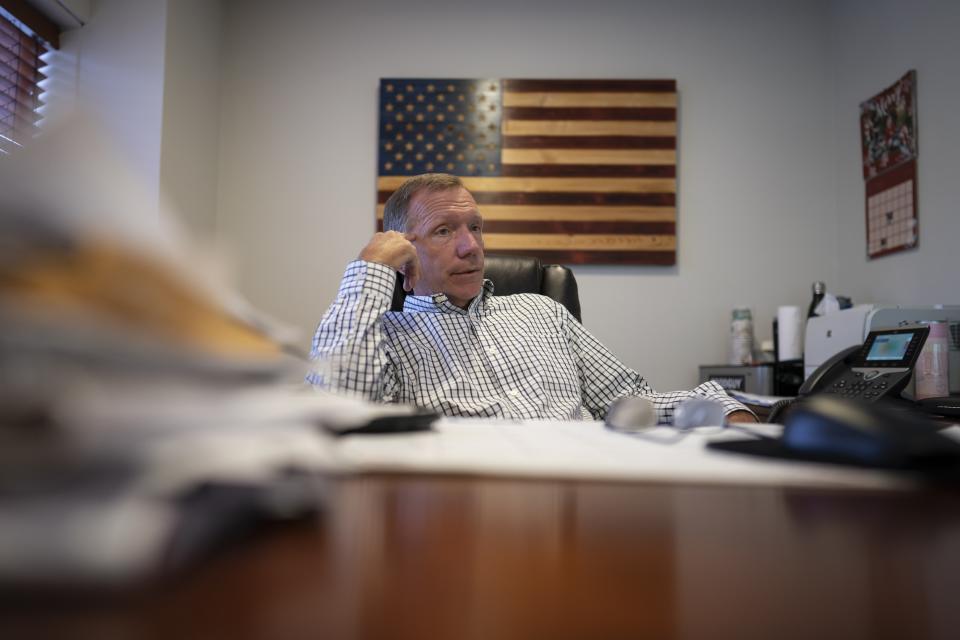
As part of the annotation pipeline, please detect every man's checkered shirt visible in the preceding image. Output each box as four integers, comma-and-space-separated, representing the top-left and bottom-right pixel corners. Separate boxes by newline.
308, 261, 748, 422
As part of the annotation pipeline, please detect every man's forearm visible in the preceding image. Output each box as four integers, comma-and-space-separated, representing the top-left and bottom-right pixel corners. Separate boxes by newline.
725, 410, 759, 424
307, 261, 396, 400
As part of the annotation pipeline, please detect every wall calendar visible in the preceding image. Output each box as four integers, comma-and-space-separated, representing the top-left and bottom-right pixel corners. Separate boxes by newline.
859, 70, 918, 260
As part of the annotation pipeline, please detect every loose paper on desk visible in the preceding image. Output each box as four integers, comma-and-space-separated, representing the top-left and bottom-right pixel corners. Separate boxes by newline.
777, 305, 803, 360
0, 117, 418, 588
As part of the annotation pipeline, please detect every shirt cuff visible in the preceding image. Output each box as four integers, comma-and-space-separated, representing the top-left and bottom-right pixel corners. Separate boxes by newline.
692, 380, 756, 418
338, 259, 399, 300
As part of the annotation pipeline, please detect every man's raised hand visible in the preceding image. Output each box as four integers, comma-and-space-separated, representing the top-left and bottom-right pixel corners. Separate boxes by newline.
359, 231, 420, 292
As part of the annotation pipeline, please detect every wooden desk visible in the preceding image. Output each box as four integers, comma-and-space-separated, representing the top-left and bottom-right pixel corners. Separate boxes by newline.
5, 474, 960, 639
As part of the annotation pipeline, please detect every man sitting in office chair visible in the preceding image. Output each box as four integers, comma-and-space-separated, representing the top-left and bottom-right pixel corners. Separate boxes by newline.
308, 173, 756, 424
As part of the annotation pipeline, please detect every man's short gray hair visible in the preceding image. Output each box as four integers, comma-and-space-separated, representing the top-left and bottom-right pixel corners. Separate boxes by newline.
382, 173, 464, 233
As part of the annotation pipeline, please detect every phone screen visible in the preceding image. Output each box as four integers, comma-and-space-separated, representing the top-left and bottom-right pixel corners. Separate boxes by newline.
865, 332, 914, 361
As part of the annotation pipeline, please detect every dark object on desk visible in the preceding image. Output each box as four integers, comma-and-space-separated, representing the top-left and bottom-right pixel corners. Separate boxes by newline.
780, 396, 959, 467
391, 253, 582, 323
915, 396, 960, 419
710, 395, 960, 474
328, 410, 438, 437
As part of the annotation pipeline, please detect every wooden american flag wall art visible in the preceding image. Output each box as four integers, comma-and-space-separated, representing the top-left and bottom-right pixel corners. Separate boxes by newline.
376, 79, 677, 265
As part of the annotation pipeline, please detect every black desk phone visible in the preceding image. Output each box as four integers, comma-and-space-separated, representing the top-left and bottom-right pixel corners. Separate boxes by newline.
802, 325, 929, 400
768, 326, 929, 422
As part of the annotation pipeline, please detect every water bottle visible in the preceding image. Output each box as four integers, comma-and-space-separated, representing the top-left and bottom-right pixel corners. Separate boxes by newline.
807, 281, 826, 319
729, 307, 754, 366
916, 321, 949, 399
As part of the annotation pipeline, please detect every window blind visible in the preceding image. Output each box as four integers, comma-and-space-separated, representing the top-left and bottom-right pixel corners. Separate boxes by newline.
0, 10, 49, 155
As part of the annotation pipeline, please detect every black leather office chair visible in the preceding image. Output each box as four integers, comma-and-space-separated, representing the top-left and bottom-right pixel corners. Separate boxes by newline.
390, 254, 582, 322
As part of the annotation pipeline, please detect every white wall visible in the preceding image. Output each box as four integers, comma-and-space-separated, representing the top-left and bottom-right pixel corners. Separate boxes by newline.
215, 0, 837, 390
159, 0, 223, 240
59, 0, 168, 209
829, 0, 960, 307
49, 0, 222, 239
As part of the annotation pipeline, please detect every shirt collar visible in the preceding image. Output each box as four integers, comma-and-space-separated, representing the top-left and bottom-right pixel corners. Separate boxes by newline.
402, 279, 495, 315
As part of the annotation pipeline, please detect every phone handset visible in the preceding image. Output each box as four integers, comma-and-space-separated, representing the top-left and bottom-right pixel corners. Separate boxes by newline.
768, 349, 857, 423
797, 345, 861, 395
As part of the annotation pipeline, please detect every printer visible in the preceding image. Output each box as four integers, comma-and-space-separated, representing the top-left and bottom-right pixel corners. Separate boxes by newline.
804, 305, 960, 393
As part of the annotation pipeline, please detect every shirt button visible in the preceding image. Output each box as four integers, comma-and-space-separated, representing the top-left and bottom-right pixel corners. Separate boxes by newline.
508, 389, 519, 397
487, 348, 498, 357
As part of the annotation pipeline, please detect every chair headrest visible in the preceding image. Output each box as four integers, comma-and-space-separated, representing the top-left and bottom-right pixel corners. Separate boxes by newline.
389, 253, 581, 322
482, 255, 542, 296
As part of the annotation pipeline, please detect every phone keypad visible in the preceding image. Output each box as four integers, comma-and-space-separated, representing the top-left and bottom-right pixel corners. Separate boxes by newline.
823, 371, 901, 401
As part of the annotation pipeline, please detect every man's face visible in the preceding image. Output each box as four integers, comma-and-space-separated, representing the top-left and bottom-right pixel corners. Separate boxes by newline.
407, 186, 485, 308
